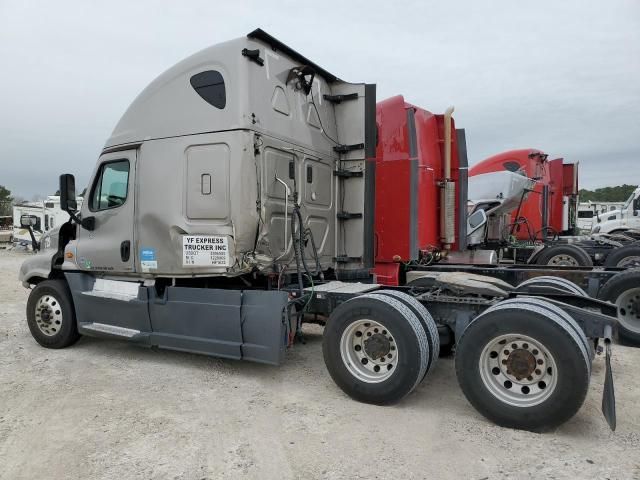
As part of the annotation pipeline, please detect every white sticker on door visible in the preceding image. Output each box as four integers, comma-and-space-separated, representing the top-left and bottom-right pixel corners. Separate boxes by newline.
182, 235, 230, 267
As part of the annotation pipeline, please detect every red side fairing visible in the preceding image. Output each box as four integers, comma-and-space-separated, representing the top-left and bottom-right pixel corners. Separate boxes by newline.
548, 158, 565, 235
373, 96, 412, 264
373, 96, 460, 284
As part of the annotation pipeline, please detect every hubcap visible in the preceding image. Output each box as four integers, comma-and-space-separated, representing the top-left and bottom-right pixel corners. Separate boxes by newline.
547, 254, 579, 267
340, 319, 398, 383
34, 295, 63, 336
616, 287, 640, 334
617, 256, 640, 269
479, 334, 558, 407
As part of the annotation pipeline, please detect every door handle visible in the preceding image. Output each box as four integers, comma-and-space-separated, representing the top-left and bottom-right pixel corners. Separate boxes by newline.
120, 240, 131, 262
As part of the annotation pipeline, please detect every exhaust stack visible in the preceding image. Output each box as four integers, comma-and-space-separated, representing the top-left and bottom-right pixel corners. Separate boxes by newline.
440, 106, 456, 249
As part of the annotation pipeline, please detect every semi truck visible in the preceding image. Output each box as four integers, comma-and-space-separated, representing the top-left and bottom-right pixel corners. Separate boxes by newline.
19, 29, 627, 431
592, 187, 640, 234
469, 151, 640, 269
370, 96, 640, 347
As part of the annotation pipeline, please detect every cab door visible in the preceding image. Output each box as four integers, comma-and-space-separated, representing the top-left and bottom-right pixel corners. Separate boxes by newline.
75, 150, 137, 273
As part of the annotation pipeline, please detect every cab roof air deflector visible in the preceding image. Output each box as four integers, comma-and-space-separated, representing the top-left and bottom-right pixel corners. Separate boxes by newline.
247, 28, 340, 83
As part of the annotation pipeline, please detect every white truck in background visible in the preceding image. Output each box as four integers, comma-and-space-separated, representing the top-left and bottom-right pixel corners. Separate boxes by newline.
591, 187, 640, 235
13, 196, 83, 248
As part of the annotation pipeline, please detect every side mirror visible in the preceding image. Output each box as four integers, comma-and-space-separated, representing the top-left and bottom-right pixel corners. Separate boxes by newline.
60, 174, 77, 211
20, 214, 38, 228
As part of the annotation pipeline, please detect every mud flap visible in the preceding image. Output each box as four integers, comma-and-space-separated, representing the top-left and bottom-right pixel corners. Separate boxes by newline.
601, 325, 616, 431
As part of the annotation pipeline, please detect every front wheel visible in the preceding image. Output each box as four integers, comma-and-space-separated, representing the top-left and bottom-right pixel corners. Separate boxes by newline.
26, 279, 80, 349
456, 298, 591, 431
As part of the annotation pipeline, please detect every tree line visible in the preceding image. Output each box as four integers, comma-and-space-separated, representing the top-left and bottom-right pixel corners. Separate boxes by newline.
578, 184, 638, 202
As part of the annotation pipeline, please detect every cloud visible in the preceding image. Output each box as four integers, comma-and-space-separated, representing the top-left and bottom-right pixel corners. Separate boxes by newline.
1, 0, 638, 196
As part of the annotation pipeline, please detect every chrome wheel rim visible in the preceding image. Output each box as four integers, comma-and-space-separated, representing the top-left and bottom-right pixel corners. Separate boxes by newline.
340, 319, 398, 383
616, 287, 640, 334
616, 256, 640, 269
34, 294, 63, 336
479, 334, 558, 407
547, 254, 579, 267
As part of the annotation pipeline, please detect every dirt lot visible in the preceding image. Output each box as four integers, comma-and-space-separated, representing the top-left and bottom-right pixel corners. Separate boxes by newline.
1, 250, 639, 479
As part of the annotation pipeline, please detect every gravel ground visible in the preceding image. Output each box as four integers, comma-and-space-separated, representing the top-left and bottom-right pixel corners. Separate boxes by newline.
1, 250, 639, 480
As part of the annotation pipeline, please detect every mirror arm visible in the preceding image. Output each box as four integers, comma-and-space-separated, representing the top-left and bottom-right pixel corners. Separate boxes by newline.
65, 209, 95, 231
26, 225, 40, 252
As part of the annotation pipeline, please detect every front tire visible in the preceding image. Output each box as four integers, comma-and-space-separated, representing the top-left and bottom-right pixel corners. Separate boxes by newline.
455, 298, 591, 431
26, 279, 80, 349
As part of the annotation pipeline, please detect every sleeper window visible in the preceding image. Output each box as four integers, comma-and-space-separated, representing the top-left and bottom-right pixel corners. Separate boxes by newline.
90, 160, 130, 211
190, 70, 226, 109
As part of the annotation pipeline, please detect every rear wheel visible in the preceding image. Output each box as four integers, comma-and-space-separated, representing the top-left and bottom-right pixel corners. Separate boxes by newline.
26, 279, 80, 349
516, 276, 587, 296
598, 269, 640, 346
374, 290, 440, 376
455, 298, 591, 431
534, 244, 593, 267
603, 245, 640, 269
323, 294, 429, 405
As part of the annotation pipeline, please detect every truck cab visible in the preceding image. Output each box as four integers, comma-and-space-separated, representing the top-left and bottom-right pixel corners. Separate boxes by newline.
19, 29, 375, 366
592, 187, 640, 234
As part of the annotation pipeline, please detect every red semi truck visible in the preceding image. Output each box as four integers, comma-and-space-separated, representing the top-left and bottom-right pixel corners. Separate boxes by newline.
370, 95, 640, 346
470, 150, 579, 240
470, 150, 640, 268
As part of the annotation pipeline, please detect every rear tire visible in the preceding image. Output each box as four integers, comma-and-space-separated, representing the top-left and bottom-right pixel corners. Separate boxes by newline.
455, 298, 591, 431
534, 244, 593, 267
374, 290, 440, 376
598, 269, 640, 346
323, 294, 429, 405
603, 245, 640, 269
26, 279, 80, 349
516, 276, 587, 296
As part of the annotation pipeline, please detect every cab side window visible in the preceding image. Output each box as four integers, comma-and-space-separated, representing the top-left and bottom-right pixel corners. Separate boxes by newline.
90, 160, 130, 211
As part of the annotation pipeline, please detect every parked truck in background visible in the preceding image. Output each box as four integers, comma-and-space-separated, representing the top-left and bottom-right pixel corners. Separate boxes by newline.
13, 196, 83, 249
469, 151, 640, 269
592, 187, 640, 235
18, 30, 626, 431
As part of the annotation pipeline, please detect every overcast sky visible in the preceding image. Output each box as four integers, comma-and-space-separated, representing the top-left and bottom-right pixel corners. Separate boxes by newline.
1, 0, 638, 199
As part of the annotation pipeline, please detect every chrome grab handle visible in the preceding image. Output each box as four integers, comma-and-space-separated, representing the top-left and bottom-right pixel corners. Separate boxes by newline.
275, 176, 291, 260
